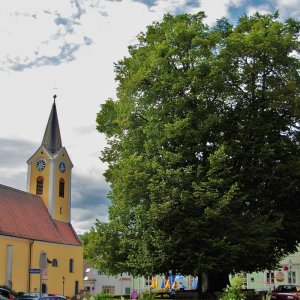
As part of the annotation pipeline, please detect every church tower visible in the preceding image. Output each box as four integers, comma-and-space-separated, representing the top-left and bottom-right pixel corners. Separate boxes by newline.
26, 96, 73, 223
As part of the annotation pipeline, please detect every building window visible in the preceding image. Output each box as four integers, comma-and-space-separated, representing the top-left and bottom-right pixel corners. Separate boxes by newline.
60, 207, 62, 214
69, 259, 74, 273
145, 276, 153, 286
125, 287, 131, 295
288, 271, 296, 284
52, 259, 58, 267
266, 271, 275, 284
59, 178, 65, 197
75, 281, 79, 295
42, 283, 47, 293
102, 286, 115, 295
36, 176, 44, 195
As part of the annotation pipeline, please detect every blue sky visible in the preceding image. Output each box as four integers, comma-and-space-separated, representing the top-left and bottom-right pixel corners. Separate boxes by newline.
0, 0, 299, 234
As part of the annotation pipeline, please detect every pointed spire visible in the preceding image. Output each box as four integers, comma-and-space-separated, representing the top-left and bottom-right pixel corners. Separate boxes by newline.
42, 95, 62, 154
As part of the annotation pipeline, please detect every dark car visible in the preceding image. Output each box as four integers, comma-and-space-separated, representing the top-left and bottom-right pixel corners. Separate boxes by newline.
17, 293, 48, 300
37, 297, 66, 300
271, 285, 300, 300
0, 288, 14, 300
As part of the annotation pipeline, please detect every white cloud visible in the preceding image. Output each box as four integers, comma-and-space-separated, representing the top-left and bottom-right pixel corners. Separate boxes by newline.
274, 0, 300, 20
0, 0, 85, 71
150, 0, 190, 15
246, 4, 272, 16
0, 0, 298, 234
189, 0, 246, 24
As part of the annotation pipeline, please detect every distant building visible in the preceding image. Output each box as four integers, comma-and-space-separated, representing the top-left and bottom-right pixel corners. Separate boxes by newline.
83, 264, 131, 296
246, 251, 300, 292
0, 97, 83, 297
83, 265, 197, 298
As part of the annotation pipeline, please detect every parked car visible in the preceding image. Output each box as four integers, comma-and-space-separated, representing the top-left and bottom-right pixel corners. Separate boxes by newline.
0, 288, 14, 300
36, 297, 66, 300
17, 293, 48, 300
271, 285, 300, 299
23, 294, 47, 298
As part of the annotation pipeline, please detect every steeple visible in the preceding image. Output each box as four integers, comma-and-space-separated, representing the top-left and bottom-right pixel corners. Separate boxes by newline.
27, 96, 73, 223
42, 95, 62, 154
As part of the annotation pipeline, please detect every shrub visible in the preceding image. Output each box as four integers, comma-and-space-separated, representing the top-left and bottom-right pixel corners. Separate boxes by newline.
220, 276, 246, 300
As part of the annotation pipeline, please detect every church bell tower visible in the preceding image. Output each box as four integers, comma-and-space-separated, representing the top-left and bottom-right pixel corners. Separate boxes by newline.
26, 96, 73, 223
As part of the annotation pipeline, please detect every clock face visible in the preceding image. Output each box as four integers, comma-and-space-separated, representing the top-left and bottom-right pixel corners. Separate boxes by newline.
36, 160, 46, 171
59, 162, 66, 173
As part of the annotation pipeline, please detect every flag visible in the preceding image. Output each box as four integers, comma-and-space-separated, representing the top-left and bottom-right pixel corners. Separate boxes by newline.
161, 279, 165, 289
151, 277, 158, 288
192, 277, 198, 289
172, 280, 178, 290
165, 279, 170, 289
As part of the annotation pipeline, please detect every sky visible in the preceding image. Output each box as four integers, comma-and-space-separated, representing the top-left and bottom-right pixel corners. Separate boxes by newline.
0, 0, 299, 235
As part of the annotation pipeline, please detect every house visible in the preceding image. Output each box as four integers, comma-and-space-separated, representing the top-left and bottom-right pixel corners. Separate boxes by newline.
83, 264, 131, 296
83, 265, 198, 299
246, 250, 300, 292
0, 97, 83, 297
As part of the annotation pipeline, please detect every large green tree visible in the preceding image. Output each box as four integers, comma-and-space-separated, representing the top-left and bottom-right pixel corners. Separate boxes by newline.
88, 12, 300, 295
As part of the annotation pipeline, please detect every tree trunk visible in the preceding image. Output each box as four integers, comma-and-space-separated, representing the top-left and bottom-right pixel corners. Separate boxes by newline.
198, 272, 230, 299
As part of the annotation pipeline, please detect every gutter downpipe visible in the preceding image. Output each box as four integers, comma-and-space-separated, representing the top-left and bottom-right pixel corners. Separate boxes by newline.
29, 240, 34, 292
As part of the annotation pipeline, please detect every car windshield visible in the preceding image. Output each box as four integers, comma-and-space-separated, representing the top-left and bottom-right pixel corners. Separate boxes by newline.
276, 285, 298, 293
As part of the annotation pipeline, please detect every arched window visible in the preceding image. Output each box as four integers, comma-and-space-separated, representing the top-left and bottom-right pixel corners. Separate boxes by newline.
52, 259, 58, 267
69, 258, 74, 273
75, 281, 79, 295
59, 178, 65, 198
36, 176, 44, 195
42, 283, 47, 293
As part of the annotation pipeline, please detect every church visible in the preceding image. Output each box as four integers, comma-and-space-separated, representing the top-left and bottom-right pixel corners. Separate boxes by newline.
0, 96, 83, 297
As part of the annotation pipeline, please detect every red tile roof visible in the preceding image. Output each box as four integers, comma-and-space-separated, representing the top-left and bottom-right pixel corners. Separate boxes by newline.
0, 184, 81, 246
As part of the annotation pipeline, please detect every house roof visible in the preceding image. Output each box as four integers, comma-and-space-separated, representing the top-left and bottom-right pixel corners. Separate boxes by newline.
42, 97, 62, 154
0, 184, 81, 246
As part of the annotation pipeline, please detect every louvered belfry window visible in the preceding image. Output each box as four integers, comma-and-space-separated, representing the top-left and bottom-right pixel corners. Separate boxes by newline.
59, 178, 65, 197
36, 176, 44, 195
69, 258, 74, 273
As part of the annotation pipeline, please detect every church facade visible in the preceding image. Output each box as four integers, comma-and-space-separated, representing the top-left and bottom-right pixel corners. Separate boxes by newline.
0, 97, 83, 297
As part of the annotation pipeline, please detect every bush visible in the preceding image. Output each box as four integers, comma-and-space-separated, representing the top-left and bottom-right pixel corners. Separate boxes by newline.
93, 293, 112, 300
220, 276, 246, 300
81, 292, 131, 300
143, 293, 155, 300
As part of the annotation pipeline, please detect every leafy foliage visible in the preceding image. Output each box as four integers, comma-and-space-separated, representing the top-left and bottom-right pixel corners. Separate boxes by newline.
220, 276, 246, 300
88, 11, 300, 283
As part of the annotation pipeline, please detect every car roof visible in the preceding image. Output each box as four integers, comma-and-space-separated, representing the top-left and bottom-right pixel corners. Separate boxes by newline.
274, 285, 300, 292
38, 297, 67, 300
276, 285, 300, 288
23, 294, 47, 297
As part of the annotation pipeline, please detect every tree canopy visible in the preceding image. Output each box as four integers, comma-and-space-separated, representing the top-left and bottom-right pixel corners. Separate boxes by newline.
87, 11, 300, 287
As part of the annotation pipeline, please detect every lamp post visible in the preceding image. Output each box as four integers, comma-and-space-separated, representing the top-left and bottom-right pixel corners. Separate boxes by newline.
62, 276, 65, 296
